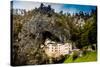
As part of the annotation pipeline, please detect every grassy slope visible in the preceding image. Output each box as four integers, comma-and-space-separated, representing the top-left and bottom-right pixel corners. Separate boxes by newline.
64, 51, 97, 63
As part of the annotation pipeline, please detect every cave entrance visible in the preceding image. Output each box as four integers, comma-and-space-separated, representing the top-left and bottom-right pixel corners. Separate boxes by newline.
42, 31, 60, 43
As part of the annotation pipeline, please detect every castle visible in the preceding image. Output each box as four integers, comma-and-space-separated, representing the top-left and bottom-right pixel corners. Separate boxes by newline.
42, 39, 72, 58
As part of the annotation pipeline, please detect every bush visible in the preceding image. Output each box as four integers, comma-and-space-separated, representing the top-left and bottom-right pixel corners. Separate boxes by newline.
72, 51, 79, 60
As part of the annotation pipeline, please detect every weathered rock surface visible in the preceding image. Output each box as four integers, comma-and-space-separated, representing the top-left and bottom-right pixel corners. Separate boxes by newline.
12, 4, 71, 65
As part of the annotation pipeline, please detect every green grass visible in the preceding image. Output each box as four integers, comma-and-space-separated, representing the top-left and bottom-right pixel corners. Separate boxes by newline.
64, 55, 73, 63
64, 51, 97, 63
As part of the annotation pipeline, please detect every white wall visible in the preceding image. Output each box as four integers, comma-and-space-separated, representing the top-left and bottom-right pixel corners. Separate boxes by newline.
0, 0, 100, 67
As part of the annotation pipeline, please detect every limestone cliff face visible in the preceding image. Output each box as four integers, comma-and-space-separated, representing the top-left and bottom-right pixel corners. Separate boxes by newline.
12, 4, 71, 65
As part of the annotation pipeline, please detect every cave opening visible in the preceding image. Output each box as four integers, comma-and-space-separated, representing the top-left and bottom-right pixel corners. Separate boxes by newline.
42, 31, 60, 43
